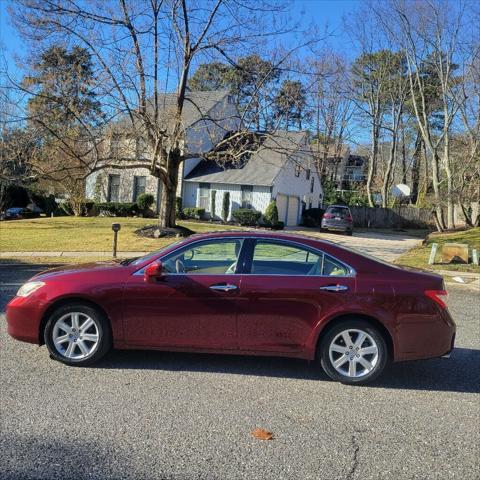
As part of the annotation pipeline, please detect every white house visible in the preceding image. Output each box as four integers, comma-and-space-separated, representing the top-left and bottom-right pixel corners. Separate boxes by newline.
183, 131, 323, 226
85, 90, 240, 210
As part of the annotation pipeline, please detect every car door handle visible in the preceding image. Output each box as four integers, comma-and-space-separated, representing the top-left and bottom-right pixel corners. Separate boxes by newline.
320, 284, 349, 292
209, 284, 238, 292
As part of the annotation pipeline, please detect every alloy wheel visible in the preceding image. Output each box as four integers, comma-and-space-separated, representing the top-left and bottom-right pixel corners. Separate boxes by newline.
52, 312, 100, 360
328, 329, 379, 378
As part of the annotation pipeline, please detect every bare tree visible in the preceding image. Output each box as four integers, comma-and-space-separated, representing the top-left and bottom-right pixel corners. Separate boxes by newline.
387, 0, 470, 230
308, 53, 354, 185
10, 0, 296, 228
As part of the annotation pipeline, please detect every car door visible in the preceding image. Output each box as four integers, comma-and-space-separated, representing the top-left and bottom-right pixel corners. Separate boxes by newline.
237, 239, 356, 354
122, 238, 246, 350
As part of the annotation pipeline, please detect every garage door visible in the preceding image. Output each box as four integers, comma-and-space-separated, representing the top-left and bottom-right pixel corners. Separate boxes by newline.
286, 196, 299, 226
276, 194, 288, 224
276, 194, 299, 226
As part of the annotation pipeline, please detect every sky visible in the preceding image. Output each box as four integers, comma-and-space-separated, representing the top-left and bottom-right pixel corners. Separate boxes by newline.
0, 0, 363, 76
0, 0, 366, 140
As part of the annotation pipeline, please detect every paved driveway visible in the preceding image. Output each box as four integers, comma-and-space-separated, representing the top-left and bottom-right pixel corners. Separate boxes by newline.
0, 265, 478, 480
288, 228, 422, 262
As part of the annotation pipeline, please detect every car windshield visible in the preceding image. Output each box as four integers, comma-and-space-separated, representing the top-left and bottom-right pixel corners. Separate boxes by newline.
128, 238, 188, 266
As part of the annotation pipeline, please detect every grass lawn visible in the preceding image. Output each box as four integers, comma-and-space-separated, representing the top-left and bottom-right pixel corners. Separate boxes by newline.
0, 216, 242, 255
394, 227, 480, 273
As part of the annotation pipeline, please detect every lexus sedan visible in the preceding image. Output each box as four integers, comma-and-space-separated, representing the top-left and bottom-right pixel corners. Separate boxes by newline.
6, 231, 455, 384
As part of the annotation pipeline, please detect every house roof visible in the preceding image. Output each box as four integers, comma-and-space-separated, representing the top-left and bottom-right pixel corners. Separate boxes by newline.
149, 90, 232, 129
112, 90, 232, 133
185, 130, 310, 186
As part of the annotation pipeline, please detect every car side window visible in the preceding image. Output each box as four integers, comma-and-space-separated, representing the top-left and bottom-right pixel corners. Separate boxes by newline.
322, 254, 349, 276
250, 241, 350, 276
251, 241, 321, 275
162, 239, 243, 275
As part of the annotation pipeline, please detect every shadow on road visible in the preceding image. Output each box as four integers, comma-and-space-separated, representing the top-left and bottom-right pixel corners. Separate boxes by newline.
97, 346, 480, 394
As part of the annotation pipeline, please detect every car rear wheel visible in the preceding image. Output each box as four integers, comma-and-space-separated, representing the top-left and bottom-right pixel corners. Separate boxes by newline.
44, 304, 112, 366
319, 320, 388, 384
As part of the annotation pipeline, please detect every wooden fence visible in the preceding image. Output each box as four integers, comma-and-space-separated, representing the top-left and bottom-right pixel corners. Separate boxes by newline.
349, 203, 478, 229
349, 206, 436, 229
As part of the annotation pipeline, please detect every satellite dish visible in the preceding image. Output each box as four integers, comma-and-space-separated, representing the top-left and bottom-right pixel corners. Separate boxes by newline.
391, 184, 411, 197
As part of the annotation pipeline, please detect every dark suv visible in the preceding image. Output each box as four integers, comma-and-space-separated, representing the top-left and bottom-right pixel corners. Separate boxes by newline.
321, 205, 353, 235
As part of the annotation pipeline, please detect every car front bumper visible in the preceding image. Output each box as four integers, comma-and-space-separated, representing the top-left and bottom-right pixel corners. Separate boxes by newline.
6, 295, 46, 344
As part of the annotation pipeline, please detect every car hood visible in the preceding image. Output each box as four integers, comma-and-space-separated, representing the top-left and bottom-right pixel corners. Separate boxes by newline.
32, 260, 129, 281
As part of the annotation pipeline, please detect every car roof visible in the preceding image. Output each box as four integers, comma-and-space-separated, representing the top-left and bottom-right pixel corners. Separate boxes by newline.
326, 205, 350, 209
186, 229, 337, 248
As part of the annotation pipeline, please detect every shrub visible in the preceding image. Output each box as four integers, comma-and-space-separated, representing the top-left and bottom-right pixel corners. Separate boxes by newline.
182, 207, 206, 219
302, 207, 325, 228
222, 192, 230, 221
264, 200, 279, 227
270, 221, 284, 230
137, 193, 155, 213
210, 190, 217, 218
1, 184, 30, 209
94, 202, 139, 217
232, 208, 261, 226
175, 197, 184, 219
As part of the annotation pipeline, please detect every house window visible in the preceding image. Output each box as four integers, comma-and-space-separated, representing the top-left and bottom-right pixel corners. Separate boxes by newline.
306, 169, 311, 180
241, 185, 253, 208
110, 135, 121, 159
107, 174, 121, 202
198, 183, 210, 209
133, 176, 146, 201
295, 164, 301, 177
310, 176, 315, 193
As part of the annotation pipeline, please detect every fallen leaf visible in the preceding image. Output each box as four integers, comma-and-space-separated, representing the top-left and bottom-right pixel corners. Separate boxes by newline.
252, 428, 274, 440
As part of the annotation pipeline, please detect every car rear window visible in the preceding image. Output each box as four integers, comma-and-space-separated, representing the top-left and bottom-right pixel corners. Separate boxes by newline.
327, 207, 349, 216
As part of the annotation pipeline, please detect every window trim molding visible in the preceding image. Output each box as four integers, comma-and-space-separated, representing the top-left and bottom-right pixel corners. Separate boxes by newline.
134, 236, 356, 278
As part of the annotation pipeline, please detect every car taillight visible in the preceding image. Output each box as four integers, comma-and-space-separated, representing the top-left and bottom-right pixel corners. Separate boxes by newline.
425, 290, 448, 309
345, 215, 352, 221
323, 213, 334, 219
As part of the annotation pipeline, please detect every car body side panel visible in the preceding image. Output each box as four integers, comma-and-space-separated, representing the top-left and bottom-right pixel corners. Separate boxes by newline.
237, 275, 356, 355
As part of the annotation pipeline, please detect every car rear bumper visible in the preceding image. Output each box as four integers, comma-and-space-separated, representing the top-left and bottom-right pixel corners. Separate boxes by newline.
321, 220, 353, 232
6, 296, 45, 344
394, 309, 456, 362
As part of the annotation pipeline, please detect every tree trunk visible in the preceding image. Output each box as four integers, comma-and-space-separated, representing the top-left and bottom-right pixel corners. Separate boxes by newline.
382, 132, 397, 208
430, 150, 446, 231
158, 156, 180, 229
443, 137, 455, 229
411, 132, 422, 204
366, 126, 378, 207
401, 125, 407, 185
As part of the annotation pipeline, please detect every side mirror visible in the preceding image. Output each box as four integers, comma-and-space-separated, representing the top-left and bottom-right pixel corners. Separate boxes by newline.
144, 261, 163, 283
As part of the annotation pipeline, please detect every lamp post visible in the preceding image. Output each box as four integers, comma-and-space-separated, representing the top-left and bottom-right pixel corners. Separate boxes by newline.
112, 223, 121, 258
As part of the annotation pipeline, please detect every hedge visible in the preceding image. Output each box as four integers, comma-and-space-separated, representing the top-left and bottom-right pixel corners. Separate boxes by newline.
232, 208, 261, 226
182, 207, 206, 219
302, 207, 325, 227
95, 202, 139, 217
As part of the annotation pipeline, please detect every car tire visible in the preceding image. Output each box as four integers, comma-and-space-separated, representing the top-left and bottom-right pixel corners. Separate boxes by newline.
346, 230, 353, 236
44, 303, 112, 366
318, 319, 388, 384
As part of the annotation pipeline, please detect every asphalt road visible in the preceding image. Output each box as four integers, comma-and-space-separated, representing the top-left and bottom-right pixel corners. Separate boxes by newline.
0, 264, 479, 480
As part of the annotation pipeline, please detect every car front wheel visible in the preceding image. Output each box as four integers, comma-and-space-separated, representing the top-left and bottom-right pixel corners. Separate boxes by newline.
44, 303, 112, 366
319, 320, 388, 384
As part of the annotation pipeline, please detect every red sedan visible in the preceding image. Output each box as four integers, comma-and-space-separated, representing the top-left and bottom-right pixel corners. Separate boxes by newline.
6, 231, 455, 384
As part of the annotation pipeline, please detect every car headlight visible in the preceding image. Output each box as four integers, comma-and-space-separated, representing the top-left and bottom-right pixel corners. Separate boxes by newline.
17, 281, 45, 297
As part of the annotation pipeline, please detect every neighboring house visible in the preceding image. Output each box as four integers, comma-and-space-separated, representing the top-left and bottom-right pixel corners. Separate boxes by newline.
339, 155, 367, 189
314, 143, 367, 190
183, 131, 323, 226
85, 90, 239, 211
